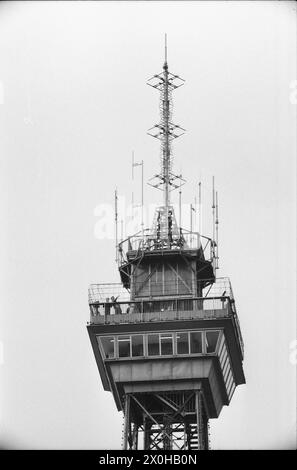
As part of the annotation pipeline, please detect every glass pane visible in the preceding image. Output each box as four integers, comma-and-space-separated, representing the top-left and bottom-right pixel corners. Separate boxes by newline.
143, 302, 154, 313
148, 334, 160, 356
132, 335, 144, 357
223, 358, 231, 380
219, 344, 227, 362
118, 336, 131, 357
160, 334, 173, 355
226, 370, 234, 392
217, 335, 225, 356
228, 381, 236, 399
190, 332, 202, 354
177, 332, 189, 354
99, 336, 115, 359
206, 331, 220, 353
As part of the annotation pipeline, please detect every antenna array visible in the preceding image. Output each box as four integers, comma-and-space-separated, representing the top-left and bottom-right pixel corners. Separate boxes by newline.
147, 36, 186, 208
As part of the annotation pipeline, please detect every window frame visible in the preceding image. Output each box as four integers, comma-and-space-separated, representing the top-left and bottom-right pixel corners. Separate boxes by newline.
189, 331, 203, 355
160, 333, 174, 356
131, 334, 144, 357
147, 333, 161, 357
205, 330, 221, 354
98, 335, 116, 359
118, 335, 132, 358
176, 331, 190, 355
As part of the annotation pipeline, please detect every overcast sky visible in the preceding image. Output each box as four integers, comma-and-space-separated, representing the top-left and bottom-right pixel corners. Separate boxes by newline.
0, 0, 296, 449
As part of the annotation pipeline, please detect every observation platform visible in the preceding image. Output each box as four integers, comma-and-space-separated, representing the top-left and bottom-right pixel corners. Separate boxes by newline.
87, 277, 245, 417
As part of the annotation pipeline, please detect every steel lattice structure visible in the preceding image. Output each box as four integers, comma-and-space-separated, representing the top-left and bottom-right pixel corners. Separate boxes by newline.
122, 391, 209, 450
147, 38, 186, 211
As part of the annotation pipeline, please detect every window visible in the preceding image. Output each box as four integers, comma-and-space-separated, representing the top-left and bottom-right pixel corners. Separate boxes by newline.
205, 331, 220, 353
132, 335, 144, 357
226, 369, 234, 393
176, 332, 189, 354
190, 332, 202, 354
160, 333, 173, 355
221, 353, 230, 377
223, 358, 231, 381
148, 334, 160, 356
219, 344, 228, 365
217, 335, 225, 356
99, 336, 115, 359
118, 336, 131, 357
228, 381, 236, 399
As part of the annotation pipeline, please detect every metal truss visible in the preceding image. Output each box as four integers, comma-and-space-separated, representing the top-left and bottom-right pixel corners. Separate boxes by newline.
122, 391, 209, 450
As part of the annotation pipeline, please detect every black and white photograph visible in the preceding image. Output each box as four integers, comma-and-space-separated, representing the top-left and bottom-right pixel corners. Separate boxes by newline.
0, 0, 296, 454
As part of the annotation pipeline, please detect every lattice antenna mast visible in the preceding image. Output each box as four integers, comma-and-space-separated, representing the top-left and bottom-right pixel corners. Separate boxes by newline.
147, 35, 186, 225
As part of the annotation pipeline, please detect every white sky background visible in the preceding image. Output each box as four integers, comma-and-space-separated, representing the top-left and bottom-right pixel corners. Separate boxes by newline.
0, 0, 296, 449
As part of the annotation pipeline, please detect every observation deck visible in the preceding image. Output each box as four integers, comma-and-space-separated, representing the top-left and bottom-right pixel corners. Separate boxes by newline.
88, 276, 244, 368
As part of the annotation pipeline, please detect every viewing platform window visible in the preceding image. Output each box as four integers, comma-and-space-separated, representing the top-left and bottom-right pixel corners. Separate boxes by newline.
132, 335, 144, 357
98, 329, 222, 360
176, 333, 189, 354
160, 333, 173, 355
217, 334, 235, 400
190, 332, 203, 354
148, 334, 160, 356
98, 336, 115, 359
206, 331, 220, 353
118, 336, 131, 357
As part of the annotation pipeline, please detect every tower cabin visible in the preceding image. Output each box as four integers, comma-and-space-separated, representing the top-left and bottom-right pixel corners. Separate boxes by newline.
87, 47, 245, 450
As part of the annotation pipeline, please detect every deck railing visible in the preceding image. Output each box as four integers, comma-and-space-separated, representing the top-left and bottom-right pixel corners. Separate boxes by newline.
88, 277, 244, 357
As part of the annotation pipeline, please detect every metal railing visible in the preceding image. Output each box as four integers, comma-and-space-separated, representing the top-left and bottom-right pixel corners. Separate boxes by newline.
89, 296, 231, 321
88, 277, 233, 304
87, 277, 244, 358
88, 283, 130, 304
117, 227, 215, 267
90, 295, 230, 313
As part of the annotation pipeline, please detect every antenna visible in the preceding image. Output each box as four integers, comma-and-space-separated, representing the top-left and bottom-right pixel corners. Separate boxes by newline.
212, 176, 216, 268
194, 196, 197, 232
121, 219, 124, 242
132, 154, 144, 237
190, 203, 196, 247
212, 176, 215, 244
215, 191, 219, 269
198, 181, 202, 234
131, 151, 134, 226
147, 43, 186, 239
179, 180, 182, 229
115, 188, 118, 264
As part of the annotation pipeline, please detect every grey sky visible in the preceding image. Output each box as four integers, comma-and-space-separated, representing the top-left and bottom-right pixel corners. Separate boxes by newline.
0, 1, 296, 449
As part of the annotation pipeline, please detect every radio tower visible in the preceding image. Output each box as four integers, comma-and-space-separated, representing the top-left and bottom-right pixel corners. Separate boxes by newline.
87, 38, 245, 450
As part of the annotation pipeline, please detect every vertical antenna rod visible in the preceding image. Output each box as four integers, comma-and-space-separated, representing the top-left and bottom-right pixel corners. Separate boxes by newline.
121, 219, 124, 242
115, 188, 118, 264
198, 181, 202, 234
179, 181, 182, 230
132, 154, 144, 237
212, 176, 216, 267
215, 191, 219, 269
131, 151, 134, 225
